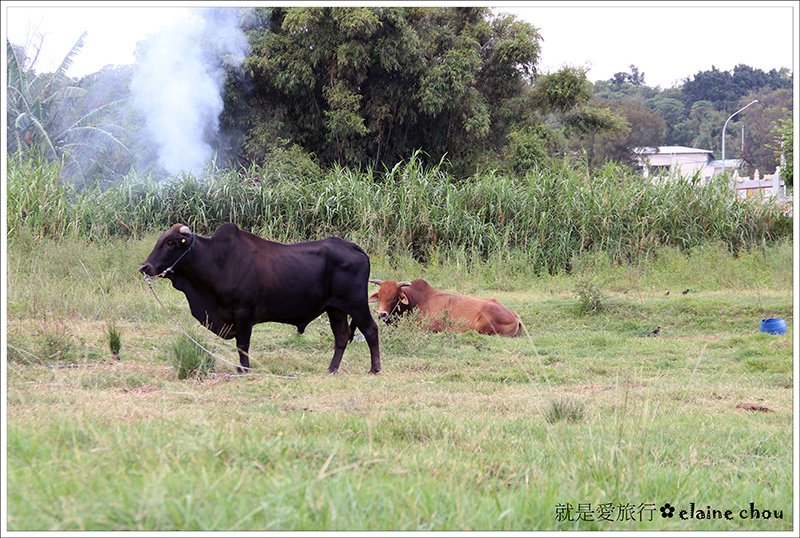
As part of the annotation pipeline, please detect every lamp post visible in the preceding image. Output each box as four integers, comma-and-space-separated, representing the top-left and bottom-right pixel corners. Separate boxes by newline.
721, 99, 758, 175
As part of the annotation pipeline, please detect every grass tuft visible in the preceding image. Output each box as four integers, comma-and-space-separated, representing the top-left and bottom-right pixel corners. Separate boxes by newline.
543, 397, 587, 424
169, 333, 215, 380
106, 322, 122, 359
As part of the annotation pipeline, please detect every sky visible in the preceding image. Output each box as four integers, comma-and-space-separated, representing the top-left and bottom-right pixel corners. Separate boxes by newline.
2, 1, 798, 88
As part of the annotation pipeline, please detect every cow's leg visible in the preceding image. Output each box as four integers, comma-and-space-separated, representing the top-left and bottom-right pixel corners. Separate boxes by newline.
326, 308, 351, 374
352, 309, 381, 374
235, 324, 253, 373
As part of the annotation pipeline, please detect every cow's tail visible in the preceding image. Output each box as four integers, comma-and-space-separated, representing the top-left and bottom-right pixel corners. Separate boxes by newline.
513, 317, 525, 338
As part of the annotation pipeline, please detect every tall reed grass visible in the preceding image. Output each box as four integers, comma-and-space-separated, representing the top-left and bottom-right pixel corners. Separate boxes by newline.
8, 153, 791, 274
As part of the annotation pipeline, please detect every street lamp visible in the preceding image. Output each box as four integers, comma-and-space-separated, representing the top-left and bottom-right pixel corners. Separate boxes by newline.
721, 99, 758, 175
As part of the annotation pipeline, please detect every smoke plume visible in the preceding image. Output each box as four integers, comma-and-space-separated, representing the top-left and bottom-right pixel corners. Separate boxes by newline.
131, 8, 249, 177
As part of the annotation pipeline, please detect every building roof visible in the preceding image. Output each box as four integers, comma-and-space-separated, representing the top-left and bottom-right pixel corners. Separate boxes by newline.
708, 159, 744, 168
633, 146, 713, 155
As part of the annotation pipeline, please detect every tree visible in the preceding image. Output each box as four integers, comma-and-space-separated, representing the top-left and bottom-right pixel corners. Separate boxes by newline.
770, 119, 793, 186
567, 97, 662, 169
681, 64, 791, 113
494, 66, 627, 174
6, 34, 130, 184
734, 88, 793, 176
222, 7, 543, 174
611, 64, 645, 86
645, 95, 685, 141
593, 67, 659, 104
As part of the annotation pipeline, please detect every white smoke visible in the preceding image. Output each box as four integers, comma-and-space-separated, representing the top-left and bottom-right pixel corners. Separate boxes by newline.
131, 8, 249, 177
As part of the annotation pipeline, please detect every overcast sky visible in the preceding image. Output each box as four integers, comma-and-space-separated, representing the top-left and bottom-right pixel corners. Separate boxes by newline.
3, 1, 797, 88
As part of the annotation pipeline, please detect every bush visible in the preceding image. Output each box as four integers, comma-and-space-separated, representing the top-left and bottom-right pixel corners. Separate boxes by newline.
575, 278, 607, 315
169, 333, 215, 380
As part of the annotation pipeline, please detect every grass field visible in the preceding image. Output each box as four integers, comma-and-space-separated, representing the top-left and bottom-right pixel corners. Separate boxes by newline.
5, 235, 795, 531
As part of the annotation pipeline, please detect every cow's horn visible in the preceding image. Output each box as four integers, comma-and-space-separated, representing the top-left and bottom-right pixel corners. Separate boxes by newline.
179, 225, 191, 234
398, 281, 413, 287
369, 279, 383, 285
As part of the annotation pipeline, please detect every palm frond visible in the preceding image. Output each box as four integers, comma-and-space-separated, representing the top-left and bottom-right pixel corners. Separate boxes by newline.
62, 125, 132, 156
23, 114, 59, 158
62, 151, 87, 183
39, 31, 86, 98
48, 85, 88, 103
57, 98, 128, 134
8, 32, 134, 180
55, 31, 87, 78
6, 39, 27, 91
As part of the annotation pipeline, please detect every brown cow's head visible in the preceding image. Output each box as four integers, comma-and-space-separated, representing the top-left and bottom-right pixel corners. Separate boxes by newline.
139, 224, 195, 278
369, 279, 413, 324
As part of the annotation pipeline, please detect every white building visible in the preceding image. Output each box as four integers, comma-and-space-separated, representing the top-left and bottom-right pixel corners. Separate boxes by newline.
633, 146, 743, 183
633, 145, 787, 209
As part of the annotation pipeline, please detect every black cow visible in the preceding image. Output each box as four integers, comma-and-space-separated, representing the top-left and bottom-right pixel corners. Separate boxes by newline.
139, 223, 381, 374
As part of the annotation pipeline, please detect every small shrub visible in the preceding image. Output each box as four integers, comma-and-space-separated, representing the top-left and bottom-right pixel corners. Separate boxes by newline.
106, 322, 122, 359
543, 397, 586, 424
575, 278, 607, 315
36, 324, 78, 364
170, 333, 215, 380
7, 333, 40, 365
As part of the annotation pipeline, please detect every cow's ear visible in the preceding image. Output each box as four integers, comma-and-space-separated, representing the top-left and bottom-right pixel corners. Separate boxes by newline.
399, 292, 409, 305
369, 292, 379, 303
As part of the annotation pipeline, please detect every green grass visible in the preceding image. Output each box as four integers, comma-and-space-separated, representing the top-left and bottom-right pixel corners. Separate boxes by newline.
5, 234, 793, 531
7, 153, 791, 274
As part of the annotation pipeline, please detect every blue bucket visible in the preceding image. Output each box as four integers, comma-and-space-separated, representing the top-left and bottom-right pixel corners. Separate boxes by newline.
760, 318, 787, 336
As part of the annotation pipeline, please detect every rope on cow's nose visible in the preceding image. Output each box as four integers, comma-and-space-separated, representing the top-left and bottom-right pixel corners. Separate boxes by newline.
382, 298, 404, 321
144, 276, 298, 380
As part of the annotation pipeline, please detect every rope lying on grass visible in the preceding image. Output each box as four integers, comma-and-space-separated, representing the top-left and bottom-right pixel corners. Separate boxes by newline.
145, 275, 298, 380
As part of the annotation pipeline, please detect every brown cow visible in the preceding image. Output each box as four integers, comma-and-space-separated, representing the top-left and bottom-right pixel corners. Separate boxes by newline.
368, 278, 522, 337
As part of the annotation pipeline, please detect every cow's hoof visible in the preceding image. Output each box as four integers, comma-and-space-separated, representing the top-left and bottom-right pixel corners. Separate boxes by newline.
327, 368, 338, 375
368, 368, 380, 375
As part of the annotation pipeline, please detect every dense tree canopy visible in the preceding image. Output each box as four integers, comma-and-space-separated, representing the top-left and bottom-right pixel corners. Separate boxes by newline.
223, 7, 545, 175
681, 64, 791, 112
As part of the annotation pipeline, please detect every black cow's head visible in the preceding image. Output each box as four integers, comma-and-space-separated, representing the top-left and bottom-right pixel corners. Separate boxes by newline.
368, 279, 413, 323
139, 224, 195, 278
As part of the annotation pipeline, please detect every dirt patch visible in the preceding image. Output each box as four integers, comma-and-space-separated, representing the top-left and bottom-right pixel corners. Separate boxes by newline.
279, 405, 313, 412
735, 402, 774, 413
